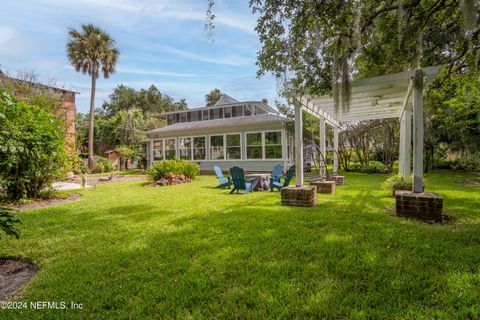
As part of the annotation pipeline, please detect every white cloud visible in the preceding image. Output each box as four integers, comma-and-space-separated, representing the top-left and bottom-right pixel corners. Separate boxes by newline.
160, 45, 252, 66
117, 67, 195, 78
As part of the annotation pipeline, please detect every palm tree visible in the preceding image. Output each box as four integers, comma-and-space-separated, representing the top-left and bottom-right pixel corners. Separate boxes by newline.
67, 24, 119, 169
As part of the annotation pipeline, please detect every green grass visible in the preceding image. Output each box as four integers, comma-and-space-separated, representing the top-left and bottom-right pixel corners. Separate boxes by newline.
1, 172, 479, 319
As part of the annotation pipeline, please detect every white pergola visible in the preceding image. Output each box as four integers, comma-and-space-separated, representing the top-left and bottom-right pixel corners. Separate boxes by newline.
287, 66, 441, 193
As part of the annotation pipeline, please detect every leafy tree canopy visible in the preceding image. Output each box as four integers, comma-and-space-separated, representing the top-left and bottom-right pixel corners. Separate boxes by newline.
102, 84, 188, 116
248, 0, 479, 108
205, 88, 222, 106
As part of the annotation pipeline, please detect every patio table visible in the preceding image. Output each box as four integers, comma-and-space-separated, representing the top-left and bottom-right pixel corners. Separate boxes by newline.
245, 173, 270, 191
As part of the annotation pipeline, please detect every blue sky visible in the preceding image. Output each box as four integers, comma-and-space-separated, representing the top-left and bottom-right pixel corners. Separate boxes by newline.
0, 0, 279, 113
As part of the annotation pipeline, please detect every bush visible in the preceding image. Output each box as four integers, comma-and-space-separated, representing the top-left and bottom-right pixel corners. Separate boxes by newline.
0, 207, 20, 239
0, 89, 66, 200
147, 158, 199, 181
347, 161, 390, 174
92, 157, 114, 174
451, 155, 480, 172
382, 174, 413, 196
434, 159, 455, 170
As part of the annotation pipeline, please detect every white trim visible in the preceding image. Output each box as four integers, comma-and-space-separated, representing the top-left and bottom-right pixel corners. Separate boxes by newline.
245, 130, 283, 161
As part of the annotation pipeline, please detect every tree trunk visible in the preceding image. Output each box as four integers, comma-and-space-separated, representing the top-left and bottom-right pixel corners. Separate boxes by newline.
88, 74, 97, 169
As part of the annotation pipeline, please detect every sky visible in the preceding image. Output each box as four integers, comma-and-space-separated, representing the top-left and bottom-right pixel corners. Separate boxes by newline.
0, 0, 280, 113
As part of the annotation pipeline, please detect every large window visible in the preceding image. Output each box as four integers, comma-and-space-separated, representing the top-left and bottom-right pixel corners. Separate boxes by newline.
153, 140, 163, 160
246, 132, 263, 159
193, 137, 206, 160
226, 134, 241, 159
210, 135, 224, 160
179, 137, 191, 160
244, 105, 254, 116
164, 138, 176, 159
210, 108, 223, 120
246, 131, 283, 159
203, 110, 209, 121
265, 131, 282, 159
180, 112, 187, 123
232, 106, 243, 117
224, 107, 231, 118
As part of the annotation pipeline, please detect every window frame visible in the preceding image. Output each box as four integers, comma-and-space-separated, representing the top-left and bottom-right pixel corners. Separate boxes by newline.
245, 130, 283, 160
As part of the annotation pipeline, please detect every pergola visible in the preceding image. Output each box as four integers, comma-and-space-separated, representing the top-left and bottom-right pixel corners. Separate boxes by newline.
287, 66, 441, 193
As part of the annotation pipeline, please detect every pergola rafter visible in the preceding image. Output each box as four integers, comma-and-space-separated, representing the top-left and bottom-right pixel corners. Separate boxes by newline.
287, 66, 441, 193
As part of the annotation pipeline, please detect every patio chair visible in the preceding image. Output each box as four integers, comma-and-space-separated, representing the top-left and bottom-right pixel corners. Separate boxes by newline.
214, 165, 232, 189
270, 165, 295, 191
229, 166, 254, 194
269, 164, 284, 190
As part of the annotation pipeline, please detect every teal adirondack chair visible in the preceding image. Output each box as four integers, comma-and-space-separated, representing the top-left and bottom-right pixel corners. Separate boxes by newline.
214, 165, 231, 189
269, 164, 284, 190
229, 166, 254, 194
270, 165, 295, 191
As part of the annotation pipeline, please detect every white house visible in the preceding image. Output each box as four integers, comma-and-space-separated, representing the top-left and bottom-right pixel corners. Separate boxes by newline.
145, 94, 294, 172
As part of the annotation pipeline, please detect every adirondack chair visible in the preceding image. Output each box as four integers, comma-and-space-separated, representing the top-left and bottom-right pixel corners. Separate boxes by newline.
270, 165, 295, 191
214, 165, 231, 189
229, 166, 254, 194
269, 164, 284, 190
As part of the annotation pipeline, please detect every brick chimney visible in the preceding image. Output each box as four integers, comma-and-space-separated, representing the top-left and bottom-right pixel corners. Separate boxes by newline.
262, 98, 268, 105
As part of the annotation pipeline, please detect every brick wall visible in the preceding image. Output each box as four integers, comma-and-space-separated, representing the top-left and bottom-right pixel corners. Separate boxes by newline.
395, 191, 443, 222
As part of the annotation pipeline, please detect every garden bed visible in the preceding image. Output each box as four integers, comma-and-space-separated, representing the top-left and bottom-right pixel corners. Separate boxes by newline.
6, 193, 81, 211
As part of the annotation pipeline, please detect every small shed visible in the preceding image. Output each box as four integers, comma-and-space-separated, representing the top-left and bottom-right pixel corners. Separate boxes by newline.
104, 150, 121, 170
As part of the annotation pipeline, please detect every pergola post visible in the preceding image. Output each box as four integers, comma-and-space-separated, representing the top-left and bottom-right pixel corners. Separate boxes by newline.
319, 118, 326, 177
148, 139, 154, 167
398, 108, 412, 177
333, 126, 339, 175
412, 69, 425, 193
294, 101, 304, 187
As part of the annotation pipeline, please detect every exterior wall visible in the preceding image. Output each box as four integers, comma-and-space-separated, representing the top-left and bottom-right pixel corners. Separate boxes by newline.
56, 92, 76, 147
147, 121, 293, 172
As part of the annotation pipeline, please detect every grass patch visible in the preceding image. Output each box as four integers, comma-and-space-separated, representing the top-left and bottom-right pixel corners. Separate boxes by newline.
0, 172, 479, 319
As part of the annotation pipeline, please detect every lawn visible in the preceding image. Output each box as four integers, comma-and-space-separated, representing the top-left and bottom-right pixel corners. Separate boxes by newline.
1, 172, 480, 319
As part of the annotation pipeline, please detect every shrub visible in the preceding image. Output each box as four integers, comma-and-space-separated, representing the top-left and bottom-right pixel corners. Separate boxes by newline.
347, 161, 390, 174
434, 159, 455, 170
92, 157, 114, 173
147, 158, 199, 181
0, 207, 20, 239
451, 155, 480, 172
382, 174, 413, 196
0, 89, 66, 200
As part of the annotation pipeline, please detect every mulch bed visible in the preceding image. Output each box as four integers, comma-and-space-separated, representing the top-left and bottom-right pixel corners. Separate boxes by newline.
457, 179, 480, 186
6, 193, 81, 211
69, 175, 148, 186
0, 258, 36, 301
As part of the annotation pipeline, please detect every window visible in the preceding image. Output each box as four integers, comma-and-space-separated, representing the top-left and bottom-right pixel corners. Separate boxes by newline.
193, 137, 206, 160
190, 111, 201, 122
210, 135, 224, 160
180, 112, 187, 123
224, 107, 231, 118
255, 106, 266, 115
244, 105, 253, 116
164, 138, 176, 159
265, 131, 282, 159
174, 113, 180, 124
179, 137, 191, 160
167, 114, 174, 125
246, 132, 263, 159
232, 106, 243, 117
226, 134, 241, 159
210, 108, 223, 120
203, 110, 209, 121
153, 140, 163, 160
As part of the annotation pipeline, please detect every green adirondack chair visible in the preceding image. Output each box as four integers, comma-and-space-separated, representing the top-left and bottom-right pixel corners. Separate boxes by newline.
229, 166, 254, 194
214, 165, 231, 188
270, 165, 295, 191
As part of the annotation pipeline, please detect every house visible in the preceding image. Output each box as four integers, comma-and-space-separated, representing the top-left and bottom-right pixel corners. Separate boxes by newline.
0, 70, 77, 147
145, 94, 294, 172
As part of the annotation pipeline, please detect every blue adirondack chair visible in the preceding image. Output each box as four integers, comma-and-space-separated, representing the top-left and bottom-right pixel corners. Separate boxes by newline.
229, 166, 254, 194
214, 165, 231, 189
269, 164, 284, 190
270, 165, 295, 191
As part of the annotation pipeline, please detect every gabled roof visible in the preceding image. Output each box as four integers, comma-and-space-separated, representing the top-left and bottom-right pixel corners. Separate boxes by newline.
146, 114, 291, 135
214, 94, 238, 106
